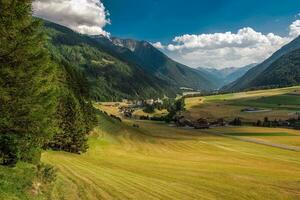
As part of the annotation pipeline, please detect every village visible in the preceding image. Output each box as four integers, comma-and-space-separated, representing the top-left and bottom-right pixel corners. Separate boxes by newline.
107, 98, 300, 131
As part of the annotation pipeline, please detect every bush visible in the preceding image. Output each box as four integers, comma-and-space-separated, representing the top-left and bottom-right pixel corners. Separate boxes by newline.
256, 120, 262, 126
36, 163, 57, 184
143, 105, 155, 113
0, 135, 19, 167
229, 118, 242, 126
150, 116, 166, 121
140, 115, 150, 120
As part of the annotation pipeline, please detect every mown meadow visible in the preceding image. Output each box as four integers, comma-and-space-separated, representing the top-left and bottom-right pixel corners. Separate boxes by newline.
2, 86, 300, 200
184, 86, 300, 122
40, 112, 300, 200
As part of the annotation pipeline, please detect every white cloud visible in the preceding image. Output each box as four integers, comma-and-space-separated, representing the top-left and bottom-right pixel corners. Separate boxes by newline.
152, 42, 164, 49
33, 0, 110, 36
289, 20, 300, 38
155, 20, 300, 69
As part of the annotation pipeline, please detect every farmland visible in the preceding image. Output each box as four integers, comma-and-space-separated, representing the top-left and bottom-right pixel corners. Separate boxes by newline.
184, 86, 300, 123
3, 86, 300, 200
41, 109, 300, 199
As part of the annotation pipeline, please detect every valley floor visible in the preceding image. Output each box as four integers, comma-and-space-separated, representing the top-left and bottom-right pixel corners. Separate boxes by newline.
184, 86, 300, 123
42, 113, 300, 200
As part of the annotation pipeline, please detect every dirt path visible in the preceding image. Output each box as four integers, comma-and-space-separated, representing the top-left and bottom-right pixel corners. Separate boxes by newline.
203, 129, 300, 152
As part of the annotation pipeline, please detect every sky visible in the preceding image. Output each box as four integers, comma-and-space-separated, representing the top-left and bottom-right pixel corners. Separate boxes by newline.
33, 0, 300, 69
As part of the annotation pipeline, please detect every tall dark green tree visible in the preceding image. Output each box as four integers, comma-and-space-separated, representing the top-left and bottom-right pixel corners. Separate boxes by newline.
46, 61, 97, 154
0, 0, 58, 166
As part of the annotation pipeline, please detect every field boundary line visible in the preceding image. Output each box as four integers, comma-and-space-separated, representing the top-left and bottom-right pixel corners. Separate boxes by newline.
202, 129, 300, 152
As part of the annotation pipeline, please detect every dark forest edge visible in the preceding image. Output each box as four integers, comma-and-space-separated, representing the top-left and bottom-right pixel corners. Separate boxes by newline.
0, 0, 96, 167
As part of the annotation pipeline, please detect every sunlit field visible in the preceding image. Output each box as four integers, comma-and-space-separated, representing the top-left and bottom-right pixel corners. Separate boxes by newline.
133, 109, 168, 118
184, 86, 300, 122
42, 111, 300, 200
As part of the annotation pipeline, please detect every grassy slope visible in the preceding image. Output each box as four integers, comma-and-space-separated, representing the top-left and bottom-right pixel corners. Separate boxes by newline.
3, 86, 300, 199
42, 110, 300, 199
209, 126, 300, 148
0, 162, 49, 200
185, 86, 300, 122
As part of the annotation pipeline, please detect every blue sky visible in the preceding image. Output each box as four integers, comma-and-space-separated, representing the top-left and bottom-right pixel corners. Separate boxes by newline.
34, 0, 300, 68
103, 0, 300, 42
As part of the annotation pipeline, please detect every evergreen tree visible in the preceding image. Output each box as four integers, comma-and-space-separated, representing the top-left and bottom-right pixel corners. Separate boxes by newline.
45, 61, 97, 154
164, 98, 185, 122
48, 92, 88, 153
0, 0, 58, 166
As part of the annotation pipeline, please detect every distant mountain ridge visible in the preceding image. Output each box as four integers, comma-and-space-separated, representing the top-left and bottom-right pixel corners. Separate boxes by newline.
197, 64, 256, 88
223, 36, 300, 91
109, 37, 218, 91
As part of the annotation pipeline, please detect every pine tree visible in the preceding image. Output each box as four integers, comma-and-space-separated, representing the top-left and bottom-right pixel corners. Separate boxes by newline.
0, 0, 58, 166
45, 60, 96, 154
49, 92, 88, 153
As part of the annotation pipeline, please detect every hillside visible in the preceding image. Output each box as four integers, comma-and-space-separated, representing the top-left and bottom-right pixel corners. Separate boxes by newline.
110, 38, 218, 91
224, 64, 256, 85
197, 64, 256, 88
251, 48, 300, 88
40, 104, 300, 200
44, 21, 173, 101
4, 87, 300, 200
223, 36, 300, 91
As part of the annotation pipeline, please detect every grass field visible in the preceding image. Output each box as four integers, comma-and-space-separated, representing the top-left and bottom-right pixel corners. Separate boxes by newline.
40, 112, 300, 200
3, 86, 300, 199
184, 86, 300, 122
132, 109, 168, 118
207, 127, 300, 148
97, 102, 168, 119
0, 163, 38, 200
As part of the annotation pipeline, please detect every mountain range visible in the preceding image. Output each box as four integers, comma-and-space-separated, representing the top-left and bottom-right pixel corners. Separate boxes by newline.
110, 38, 217, 91
43, 19, 300, 99
43, 20, 217, 101
197, 64, 256, 88
45, 21, 168, 101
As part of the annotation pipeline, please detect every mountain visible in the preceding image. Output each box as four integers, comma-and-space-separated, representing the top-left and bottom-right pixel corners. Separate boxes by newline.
224, 64, 257, 84
44, 20, 174, 101
246, 47, 300, 88
197, 64, 256, 88
196, 68, 225, 88
223, 36, 300, 91
109, 38, 218, 91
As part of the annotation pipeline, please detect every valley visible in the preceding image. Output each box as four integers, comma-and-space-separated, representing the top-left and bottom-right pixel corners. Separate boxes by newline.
2, 2, 300, 199
184, 86, 300, 123
38, 86, 300, 200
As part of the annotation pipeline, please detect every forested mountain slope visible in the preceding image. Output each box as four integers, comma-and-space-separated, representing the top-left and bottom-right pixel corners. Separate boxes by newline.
249, 48, 300, 88
223, 36, 300, 91
110, 38, 218, 91
44, 21, 171, 101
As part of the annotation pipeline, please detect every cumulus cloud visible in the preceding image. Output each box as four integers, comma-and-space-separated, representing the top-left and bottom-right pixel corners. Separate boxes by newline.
152, 42, 164, 49
155, 20, 300, 69
33, 0, 110, 36
289, 20, 300, 38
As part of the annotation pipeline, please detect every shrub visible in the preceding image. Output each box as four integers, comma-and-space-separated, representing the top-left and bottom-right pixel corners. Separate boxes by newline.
0, 135, 19, 167
36, 163, 57, 184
